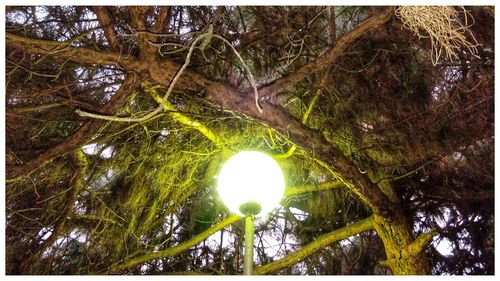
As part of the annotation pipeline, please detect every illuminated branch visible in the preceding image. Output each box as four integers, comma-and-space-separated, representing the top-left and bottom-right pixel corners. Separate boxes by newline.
273, 145, 296, 159
253, 215, 375, 275
403, 229, 438, 258
72, 214, 118, 225
176, 62, 391, 215
373, 214, 433, 274
284, 181, 344, 197
377, 228, 437, 274
149, 88, 223, 147
302, 89, 321, 124
104, 214, 242, 273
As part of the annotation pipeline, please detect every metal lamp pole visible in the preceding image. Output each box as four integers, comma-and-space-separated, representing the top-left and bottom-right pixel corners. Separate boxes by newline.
244, 215, 255, 275
240, 201, 261, 275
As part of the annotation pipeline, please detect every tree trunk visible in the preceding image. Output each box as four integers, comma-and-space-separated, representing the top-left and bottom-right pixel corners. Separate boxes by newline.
373, 214, 432, 274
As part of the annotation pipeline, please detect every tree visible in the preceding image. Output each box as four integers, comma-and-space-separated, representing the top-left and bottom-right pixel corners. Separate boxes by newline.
5, 6, 493, 275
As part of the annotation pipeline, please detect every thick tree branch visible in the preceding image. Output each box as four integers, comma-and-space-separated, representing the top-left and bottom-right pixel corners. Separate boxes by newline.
76, 31, 220, 122
6, 32, 141, 69
104, 214, 242, 274
7, 74, 138, 180
92, 6, 120, 50
258, 7, 394, 99
404, 229, 438, 258
253, 215, 375, 275
284, 181, 344, 197
373, 214, 431, 274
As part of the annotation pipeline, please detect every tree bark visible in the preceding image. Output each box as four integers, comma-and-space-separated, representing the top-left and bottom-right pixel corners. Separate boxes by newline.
373, 215, 435, 274
92, 6, 120, 50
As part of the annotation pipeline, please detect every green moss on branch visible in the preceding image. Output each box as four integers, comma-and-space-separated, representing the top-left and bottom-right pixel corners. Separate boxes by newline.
104, 214, 241, 274
253, 215, 374, 275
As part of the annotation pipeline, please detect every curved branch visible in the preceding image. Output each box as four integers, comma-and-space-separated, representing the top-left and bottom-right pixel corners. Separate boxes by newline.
139, 9, 399, 218
104, 214, 242, 274
149, 90, 223, 147
253, 215, 375, 275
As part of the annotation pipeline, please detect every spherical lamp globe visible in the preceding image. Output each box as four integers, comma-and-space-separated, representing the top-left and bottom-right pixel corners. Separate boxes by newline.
217, 151, 285, 217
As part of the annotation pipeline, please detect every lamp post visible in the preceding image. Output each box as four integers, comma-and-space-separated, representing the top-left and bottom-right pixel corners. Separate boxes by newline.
217, 151, 285, 275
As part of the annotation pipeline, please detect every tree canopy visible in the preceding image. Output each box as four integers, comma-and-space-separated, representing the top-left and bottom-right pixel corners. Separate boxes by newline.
5, 6, 494, 275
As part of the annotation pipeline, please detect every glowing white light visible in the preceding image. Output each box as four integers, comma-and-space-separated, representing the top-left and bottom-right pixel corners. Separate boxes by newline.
217, 151, 285, 217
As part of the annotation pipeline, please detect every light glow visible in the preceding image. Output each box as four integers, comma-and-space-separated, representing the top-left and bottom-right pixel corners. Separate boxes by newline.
217, 151, 285, 217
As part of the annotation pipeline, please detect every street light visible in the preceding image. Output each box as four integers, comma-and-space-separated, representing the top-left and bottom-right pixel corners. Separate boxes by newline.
217, 151, 285, 275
